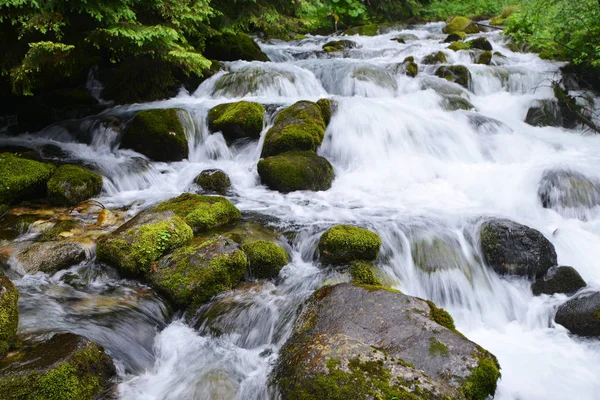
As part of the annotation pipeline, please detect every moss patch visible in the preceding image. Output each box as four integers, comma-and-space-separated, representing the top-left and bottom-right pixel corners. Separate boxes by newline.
0, 274, 19, 357
448, 41, 472, 51
428, 337, 449, 357
318, 225, 382, 265
38, 219, 82, 241
435, 65, 472, 89
0, 154, 56, 205
477, 51, 493, 65
405, 61, 419, 77
461, 354, 501, 400
47, 165, 103, 206
257, 151, 334, 193
350, 261, 382, 286
443, 16, 478, 34
422, 51, 447, 65
427, 300, 456, 331
208, 101, 265, 143
194, 169, 231, 195
316, 98, 333, 126
242, 240, 288, 279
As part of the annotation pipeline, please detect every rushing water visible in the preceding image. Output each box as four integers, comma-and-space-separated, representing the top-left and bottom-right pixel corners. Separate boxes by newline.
2, 21, 600, 400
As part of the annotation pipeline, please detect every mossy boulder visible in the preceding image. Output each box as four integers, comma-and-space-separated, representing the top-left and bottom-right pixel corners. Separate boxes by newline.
152, 193, 241, 233
440, 95, 475, 111
316, 98, 335, 126
242, 240, 288, 279
349, 261, 382, 285
443, 16, 481, 34
47, 165, 103, 206
444, 32, 466, 42
538, 170, 600, 214
257, 151, 334, 193
0, 154, 56, 205
479, 218, 557, 278
0, 273, 18, 357
207, 101, 265, 143
149, 235, 247, 309
404, 59, 419, 78
555, 291, 600, 337
204, 32, 269, 62
121, 108, 189, 162
322, 40, 358, 52
274, 284, 500, 400
0, 333, 115, 400
14, 240, 87, 274
96, 210, 193, 276
318, 225, 381, 265
435, 66, 472, 90
422, 51, 448, 65
477, 51, 493, 65
468, 38, 493, 51
532, 266, 586, 296
261, 101, 326, 158
344, 24, 379, 36
412, 236, 469, 274
448, 42, 472, 51
194, 169, 231, 195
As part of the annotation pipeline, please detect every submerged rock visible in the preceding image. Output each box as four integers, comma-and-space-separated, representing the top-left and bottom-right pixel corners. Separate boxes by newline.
525, 100, 562, 127
0, 273, 18, 357
242, 240, 288, 279
322, 40, 358, 53
412, 236, 469, 273
435, 65, 472, 90
443, 16, 481, 34
207, 101, 265, 143
195, 169, 232, 195
532, 266, 586, 296
274, 284, 500, 400
555, 291, 600, 337
0, 333, 115, 399
479, 219, 557, 278
444, 32, 466, 43
422, 51, 448, 65
121, 108, 189, 162
204, 32, 269, 62
257, 151, 334, 193
538, 170, 600, 212
468, 38, 493, 51
477, 51, 493, 65
0, 154, 56, 205
440, 95, 475, 111
318, 225, 381, 265
47, 165, 103, 206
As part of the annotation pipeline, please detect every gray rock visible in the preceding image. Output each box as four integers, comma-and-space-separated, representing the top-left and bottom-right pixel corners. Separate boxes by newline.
15, 241, 86, 274
538, 169, 600, 212
532, 266, 586, 295
555, 291, 600, 337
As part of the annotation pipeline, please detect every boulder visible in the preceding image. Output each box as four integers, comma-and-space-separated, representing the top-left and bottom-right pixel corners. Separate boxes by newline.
349, 261, 382, 285
96, 210, 193, 276
525, 100, 562, 127
402, 57, 419, 78
443, 17, 481, 34
195, 169, 231, 195
412, 236, 469, 273
555, 291, 600, 337
344, 24, 379, 36
422, 51, 448, 65
435, 66, 472, 90
204, 32, 269, 62
0, 273, 18, 357
316, 98, 335, 126
318, 225, 381, 265
479, 219, 557, 278
440, 95, 475, 111
0, 333, 115, 399
14, 241, 87, 274
448, 42, 472, 51
274, 284, 500, 400
261, 101, 326, 158
47, 165, 103, 206
242, 240, 288, 279
532, 266, 586, 296
468, 38, 493, 51
257, 151, 334, 193
152, 193, 241, 233
444, 32, 466, 43
121, 108, 189, 162
323, 40, 358, 52
207, 101, 265, 143
0, 154, 56, 205
538, 170, 600, 211
477, 51, 493, 65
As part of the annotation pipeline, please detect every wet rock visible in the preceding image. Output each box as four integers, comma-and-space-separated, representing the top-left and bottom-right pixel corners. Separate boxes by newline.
39, 144, 69, 160
401, 57, 419, 78
274, 284, 500, 400
352, 66, 398, 91
448, 41, 472, 51
435, 66, 472, 90
422, 51, 448, 65
38, 219, 84, 241
14, 240, 87, 274
444, 32, 466, 43
323, 40, 358, 52
204, 32, 269, 62
96, 210, 193, 276
440, 95, 475, 111
538, 169, 600, 212
261, 101, 326, 158
479, 219, 557, 278
149, 235, 247, 309
524, 99, 577, 128
412, 236, 469, 273
121, 108, 189, 162
0, 154, 56, 205
0, 273, 18, 357
344, 24, 379, 36
208, 101, 265, 143
204, 215, 283, 245
477, 51, 493, 65
421, 77, 470, 97
319, 225, 381, 265
391, 33, 419, 44
152, 193, 241, 233
555, 291, 600, 337
195, 169, 231, 195
443, 16, 481, 34
47, 165, 103, 206
316, 98, 336, 126
258, 151, 334, 193
532, 266, 586, 296
349, 261, 382, 285
242, 240, 288, 279
0, 333, 116, 399
468, 38, 493, 51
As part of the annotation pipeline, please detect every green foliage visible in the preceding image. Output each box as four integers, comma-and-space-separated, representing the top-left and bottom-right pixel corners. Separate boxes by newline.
422, 0, 512, 20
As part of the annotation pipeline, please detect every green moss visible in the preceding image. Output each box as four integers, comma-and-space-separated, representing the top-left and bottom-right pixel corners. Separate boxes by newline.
350, 261, 382, 286
316, 98, 333, 126
448, 41, 472, 51
461, 354, 501, 400
477, 51, 493, 65
46, 165, 103, 206
207, 101, 265, 142
405, 61, 419, 78
345, 24, 379, 36
121, 108, 188, 162
0, 274, 19, 357
490, 5, 518, 26
242, 240, 288, 279
261, 101, 326, 158
318, 225, 382, 265
427, 300, 456, 331
443, 16, 473, 34
0, 154, 56, 205
38, 219, 81, 241
594, 309, 600, 321
428, 337, 449, 357
435, 65, 472, 89
154, 193, 241, 233
257, 151, 334, 193
422, 51, 447, 65
194, 169, 231, 195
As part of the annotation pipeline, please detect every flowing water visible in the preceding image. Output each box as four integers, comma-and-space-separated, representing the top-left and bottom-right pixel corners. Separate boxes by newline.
2, 22, 600, 400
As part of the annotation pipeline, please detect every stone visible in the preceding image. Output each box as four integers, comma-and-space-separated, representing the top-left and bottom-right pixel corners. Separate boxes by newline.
532, 266, 586, 296
257, 151, 334, 193
47, 165, 103, 206
195, 169, 232, 195
207, 101, 265, 143
555, 291, 600, 337
318, 225, 381, 265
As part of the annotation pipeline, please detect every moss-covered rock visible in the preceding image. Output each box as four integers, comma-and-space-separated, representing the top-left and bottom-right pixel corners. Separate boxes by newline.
435, 66, 472, 90
318, 225, 381, 265
96, 210, 193, 276
257, 151, 334, 193
204, 32, 269, 62
242, 240, 288, 279
46, 165, 103, 206
261, 101, 326, 158
440, 95, 475, 111
443, 16, 481, 34
422, 51, 448, 65
152, 193, 241, 233
149, 235, 247, 309
323, 40, 358, 52
448, 41, 472, 51
194, 169, 231, 195
404, 59, 419, 78
532, 266, 586, 296
444, 32, 466, 42
0, 333, 115, 400
468, 38, 493, 51
14, 240, 87, 274
274, 284, 500, 400
207, 101, 265, 143
349, 261, 382, 285
0, 154, 56, 205
316, 98, 335, 126
344, 24, 379, 36
490, 6, 518, 26
477, 51, 493, 65
121, 108, 189, 162
0, 273, 18, 357
555, 291, 600, 337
